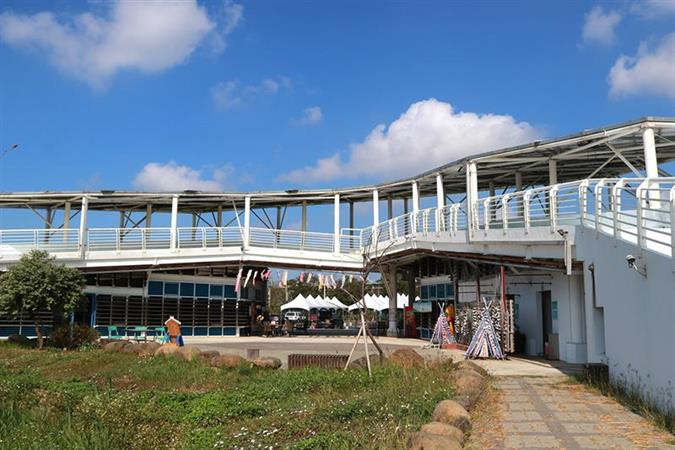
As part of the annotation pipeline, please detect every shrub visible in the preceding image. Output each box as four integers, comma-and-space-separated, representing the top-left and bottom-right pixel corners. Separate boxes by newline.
51, 324, 100, 350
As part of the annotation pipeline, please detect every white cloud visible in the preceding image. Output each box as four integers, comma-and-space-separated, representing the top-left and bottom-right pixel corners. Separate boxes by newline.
582, 6, 622, 46
608, 32, 675, 99
0, 0, 242, 88
133, 161, 234, 191
278, 99, 540, 185
294, 106, 323, 126
631, 0, 675, 18
211, 77, 290, 109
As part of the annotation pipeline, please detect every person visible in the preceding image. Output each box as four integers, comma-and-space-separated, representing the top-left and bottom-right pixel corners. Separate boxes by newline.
164, 316, 183, 346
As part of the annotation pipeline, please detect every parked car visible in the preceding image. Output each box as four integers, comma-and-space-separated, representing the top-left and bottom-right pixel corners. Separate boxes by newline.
284, 311, 303, 322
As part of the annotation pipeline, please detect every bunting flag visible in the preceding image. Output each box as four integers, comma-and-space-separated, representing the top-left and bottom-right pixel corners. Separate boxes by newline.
234, 268, 243, 293
349, 274, 353, 283
340, 275, 346, 288
299, 272, 304, 283
318, 275, 324, 289
252, 270, 258, 286
307, 273, 312, 283
243, 269, 253, 289
465, 298, 505, 360
330, 275, 336, 288
283, 271, 289, 286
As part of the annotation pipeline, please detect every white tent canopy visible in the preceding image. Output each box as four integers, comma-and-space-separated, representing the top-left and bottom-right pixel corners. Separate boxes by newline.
281, 294, 349, 311
347, 293, 419, 312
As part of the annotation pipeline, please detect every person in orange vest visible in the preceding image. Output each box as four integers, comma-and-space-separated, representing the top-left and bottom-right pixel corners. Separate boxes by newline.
165, 316, 183, 346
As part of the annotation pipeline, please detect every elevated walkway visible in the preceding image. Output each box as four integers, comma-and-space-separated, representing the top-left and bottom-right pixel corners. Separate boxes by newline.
0, 177, 672, 272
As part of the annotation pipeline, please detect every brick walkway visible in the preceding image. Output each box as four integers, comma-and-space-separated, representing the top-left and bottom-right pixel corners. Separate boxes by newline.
467, 376, 675, 450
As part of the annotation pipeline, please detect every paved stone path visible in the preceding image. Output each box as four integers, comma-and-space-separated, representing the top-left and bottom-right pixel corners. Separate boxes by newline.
467, 376, 675, 450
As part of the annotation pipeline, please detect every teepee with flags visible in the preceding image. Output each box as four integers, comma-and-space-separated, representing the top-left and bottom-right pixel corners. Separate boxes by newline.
465, 298, 505, 359
428, 309, 456, 348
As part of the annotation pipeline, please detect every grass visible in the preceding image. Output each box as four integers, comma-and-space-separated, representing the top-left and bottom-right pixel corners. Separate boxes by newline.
0, 344, 455, 449
571, 370, 674, 436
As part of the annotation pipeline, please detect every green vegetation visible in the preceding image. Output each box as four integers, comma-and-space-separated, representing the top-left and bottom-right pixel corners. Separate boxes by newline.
0, 250, 85, 348
0, 344, 455, 449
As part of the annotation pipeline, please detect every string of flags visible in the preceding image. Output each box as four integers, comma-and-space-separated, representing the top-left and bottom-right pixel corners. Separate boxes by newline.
234, 268, 364, 293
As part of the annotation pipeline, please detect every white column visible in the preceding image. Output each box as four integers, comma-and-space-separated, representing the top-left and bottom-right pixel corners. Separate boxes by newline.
411, 181, 420, 213
145, 204, 152, 228
466, 162, 478, 234
170, 195, 178, 250
333, 193, 340, 253
372, 189, 379, 226
436, 173, 444, 232
386, 266, 398, 336
301, 201, 307, 232
515, 171, 523, 191
642, 128, 658, 178
78, 196, 89, 254
63, 202, 71, 230
243, 196, 251, 248
548, 160, 558, 185
216, 205, 222, 227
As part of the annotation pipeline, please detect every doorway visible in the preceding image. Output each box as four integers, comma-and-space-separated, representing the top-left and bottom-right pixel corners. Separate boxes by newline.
540, 290, 552, 357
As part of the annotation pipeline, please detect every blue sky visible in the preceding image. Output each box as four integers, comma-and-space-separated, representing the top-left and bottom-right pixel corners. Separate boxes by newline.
0, 0, 673, 201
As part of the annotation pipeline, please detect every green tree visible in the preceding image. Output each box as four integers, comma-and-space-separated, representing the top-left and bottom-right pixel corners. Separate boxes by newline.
0, 250, 85, 349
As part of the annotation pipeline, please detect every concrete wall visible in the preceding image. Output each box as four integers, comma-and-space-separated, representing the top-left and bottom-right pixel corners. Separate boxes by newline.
575, 226, 675, 411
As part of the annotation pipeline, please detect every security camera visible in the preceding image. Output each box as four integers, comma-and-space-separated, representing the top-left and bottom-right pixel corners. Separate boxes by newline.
625, 254, 646, 277
625, 254, 636, 268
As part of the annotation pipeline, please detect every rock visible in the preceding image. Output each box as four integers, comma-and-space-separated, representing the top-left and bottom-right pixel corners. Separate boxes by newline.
389, 348, 425, 368
251, 357, 282, 369
176, 345, 202, 361
154, 345, 180, 357
210, 353, 247, 368
453, 368, 485, 397
407, 431, 462, 450
8, 334, 30, 346
431, 400, 471, 433
103, 341, 130, 352
199, 350, 220, 361
419, 422, 464, 443
133, 341, 161, 356
456, 360, 488, 377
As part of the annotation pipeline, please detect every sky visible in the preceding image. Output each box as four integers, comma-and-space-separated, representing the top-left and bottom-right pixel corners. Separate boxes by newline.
0, 0, 674, 229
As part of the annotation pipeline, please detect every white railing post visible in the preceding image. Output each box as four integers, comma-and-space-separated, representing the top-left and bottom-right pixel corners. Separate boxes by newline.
523, 190, 531, 234
594, 180, 606, 238
243, 196, 251, 250
116, 228, 121, 253
612, 179, 625, 242
549, 185, 559, 233
333, 193, 340, 254
141, 228, 147, 252
170, 195, 178, 252
33, 230, 38, 249
201, 228, 206, 249
670, 186, 675, 271
636, 179, 649, 248
79, 195, 89, 256
579, 179, 590, 226
483, 198, 490, 236
502, 194, 510, 235
218, 227, 223, 248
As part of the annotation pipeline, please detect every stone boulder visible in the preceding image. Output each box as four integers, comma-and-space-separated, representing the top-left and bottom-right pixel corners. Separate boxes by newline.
431, 400, 471, 433
407, 431, 462, 450
210, 353, 247, 368
453, 368, 485, 397
154, 345, 180, 357
199, 350, 220, 362
103, 341, 131, 352
350, 353, 386, 368
8, 334, 30, 346
136, 341, 161, 356
389, 348, 425, 368
176, 345, 202, 361
251, 357, 282, 369
456, 360, 489, 377
419, 422, 464, 443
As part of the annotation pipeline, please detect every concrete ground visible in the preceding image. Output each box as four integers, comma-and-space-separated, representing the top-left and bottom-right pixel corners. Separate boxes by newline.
187, 335, 578, 376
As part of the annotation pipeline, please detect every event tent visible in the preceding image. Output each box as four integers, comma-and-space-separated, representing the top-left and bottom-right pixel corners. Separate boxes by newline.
347, 293, 419, 312
281, 294, 349, 311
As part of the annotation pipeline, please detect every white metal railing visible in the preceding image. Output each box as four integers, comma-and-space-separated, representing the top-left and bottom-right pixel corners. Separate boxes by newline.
0, 177, 672, 264
0, 228, 80, 253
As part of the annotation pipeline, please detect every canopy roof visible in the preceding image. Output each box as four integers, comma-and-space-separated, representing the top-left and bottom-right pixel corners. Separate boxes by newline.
2, 117, 673, 211
347, 293, 419, 312
281, 294, 349, 311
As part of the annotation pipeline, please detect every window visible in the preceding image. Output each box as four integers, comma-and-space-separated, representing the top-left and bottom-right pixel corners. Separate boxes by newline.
210, 284, 223, 298
428, 285, 437, 299
180, 282, 195, 297
164, 282, 178, 297
195, 283, 209, 297
224, 284, 236, 299
148, 281, 163, 296
445, 283, 454, 297
421, 285, 428, 300
437, 283, 445, 299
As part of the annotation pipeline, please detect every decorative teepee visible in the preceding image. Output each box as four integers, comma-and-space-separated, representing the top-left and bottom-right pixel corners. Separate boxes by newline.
427, 309, 456, 348
465, 298, 505, 359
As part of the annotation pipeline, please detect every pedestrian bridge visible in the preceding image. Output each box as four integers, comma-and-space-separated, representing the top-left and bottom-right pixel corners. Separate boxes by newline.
1, 177, 672, 272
